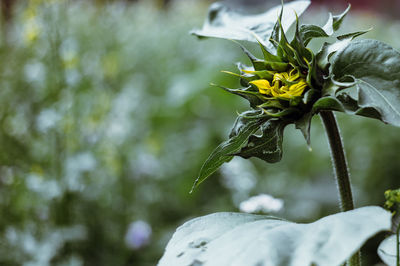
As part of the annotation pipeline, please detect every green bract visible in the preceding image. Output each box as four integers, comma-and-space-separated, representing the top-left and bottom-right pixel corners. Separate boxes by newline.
190, 0, 400, 191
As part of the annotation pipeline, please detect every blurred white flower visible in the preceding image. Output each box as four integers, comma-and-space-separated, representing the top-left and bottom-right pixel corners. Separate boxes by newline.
239, 194, 284, 214
124, 220, 152, 250
37, 109, 61, 132
220, 157, 257, 194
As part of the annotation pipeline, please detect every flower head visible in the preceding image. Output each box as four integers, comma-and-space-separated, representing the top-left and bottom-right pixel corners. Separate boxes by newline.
249, 69, 308, 100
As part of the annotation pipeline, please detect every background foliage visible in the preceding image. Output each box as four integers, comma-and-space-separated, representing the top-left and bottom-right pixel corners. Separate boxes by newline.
0, 0, 399, 265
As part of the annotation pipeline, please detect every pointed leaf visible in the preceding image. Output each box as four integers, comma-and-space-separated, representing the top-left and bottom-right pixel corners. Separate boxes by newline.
270, 3, 284, 49
322, 4, 351, 35
191, 111, 267, 191
332, 4, 351, 31
241, 69, 275, 80
212, 83, 265, 108
159, 206, 391, 266
191, 1, 311, 46
221, 70, 258, 85
233, 41, 267, 71
336, 28, 371, 40
322, 13, 334, 36
299, 24, 329, 46
236, 119, 287, 163
256, 39, 282, 62
267, 61, 289, 72
294, 112, 312, 146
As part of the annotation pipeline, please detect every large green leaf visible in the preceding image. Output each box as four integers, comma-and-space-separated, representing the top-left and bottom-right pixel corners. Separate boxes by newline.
159, 206, 391, 266
191, 1, 310, 46
331, 39, 400, 127
191, 110, 267, 191
378, 234, 399, 266
311, 95, 382, 122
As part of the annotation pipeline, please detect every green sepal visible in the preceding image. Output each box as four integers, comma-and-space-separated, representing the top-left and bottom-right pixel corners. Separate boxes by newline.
304, 49, 320, 89
236, 63, 275, 81
245, 70, 275, 80
289, 96, 303, 107
221, 70, 257, 81
312, 96, 345, 113
256, 39, 282, 63
270, 4, 283, 49
266, 61, 289, 72
289, 13, 309, 68
294, 111, 313, 147
221, 70, 258, 87
287, 43, 307, 69
299, 24, 329, 46
235, 119, 288, 163
191, 110, 267, 192
257, 99, 287, 110
336, 28, 371, 41
322, 4, 351, 35
233, 41, 267, 71
303, 88, 320, 105
211, 83, 266, 108
263, 108, 298, 118
332, 4, 351, 31
271, 16, 296, 64
234, 108, 270, 122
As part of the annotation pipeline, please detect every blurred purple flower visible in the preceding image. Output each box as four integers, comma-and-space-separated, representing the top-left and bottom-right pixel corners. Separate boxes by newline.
124, 220, 152, 250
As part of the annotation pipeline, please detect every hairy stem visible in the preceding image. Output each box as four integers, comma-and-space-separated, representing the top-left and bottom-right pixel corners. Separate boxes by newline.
320, 111, 360, 266
397, 223, 399, 266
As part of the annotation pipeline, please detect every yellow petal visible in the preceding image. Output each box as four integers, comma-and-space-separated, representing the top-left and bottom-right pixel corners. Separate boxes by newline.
273, 73, 283, 83
288, 69, 300, 81
288, 81, 307, 96
249, 79, 272, 95
270, 86, 281, 97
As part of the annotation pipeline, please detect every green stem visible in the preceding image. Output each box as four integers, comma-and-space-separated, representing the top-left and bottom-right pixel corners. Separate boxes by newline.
320, 111, 360, 266
397, 223, 399, 266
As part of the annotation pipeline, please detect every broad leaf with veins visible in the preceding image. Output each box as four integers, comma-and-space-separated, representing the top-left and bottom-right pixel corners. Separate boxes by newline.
191, 1, 310, 48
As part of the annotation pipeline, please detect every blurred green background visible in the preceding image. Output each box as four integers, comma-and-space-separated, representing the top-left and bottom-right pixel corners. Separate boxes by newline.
0, 0, 399, 265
